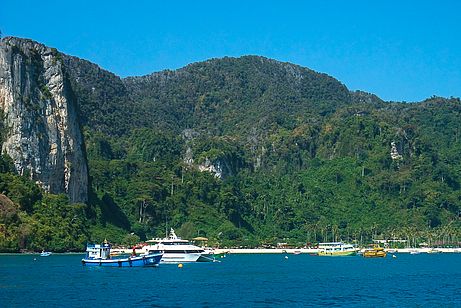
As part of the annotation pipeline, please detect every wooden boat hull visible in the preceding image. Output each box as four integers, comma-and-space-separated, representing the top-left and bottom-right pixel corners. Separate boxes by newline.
363, 252, 386, 258
82, 253, 162, 267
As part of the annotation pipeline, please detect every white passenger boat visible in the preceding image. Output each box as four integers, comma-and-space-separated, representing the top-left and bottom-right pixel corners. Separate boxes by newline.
317, 242, 357, 256
142, 229, 215, 263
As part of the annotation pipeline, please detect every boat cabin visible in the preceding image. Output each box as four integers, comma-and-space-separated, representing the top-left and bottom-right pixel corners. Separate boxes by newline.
85, 241, 111, 260
318, 242, 352, 251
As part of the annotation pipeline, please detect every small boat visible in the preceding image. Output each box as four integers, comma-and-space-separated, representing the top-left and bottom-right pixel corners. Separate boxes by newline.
211, 252, 227, 259
363, 246, 387, 258
409, 249, 421, 255
426, 248, 441, 254
81, 241, 162, 267
197, 252, 224, 262
40, 251, 52, 257
196, 248, 227, 262
317, 242, 357, 256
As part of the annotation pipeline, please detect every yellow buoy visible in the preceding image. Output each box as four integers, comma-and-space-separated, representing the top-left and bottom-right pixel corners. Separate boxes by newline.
178, 263, 183, 268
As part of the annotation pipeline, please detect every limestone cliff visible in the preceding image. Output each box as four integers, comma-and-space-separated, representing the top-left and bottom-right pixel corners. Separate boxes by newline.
0, 37, 88, 203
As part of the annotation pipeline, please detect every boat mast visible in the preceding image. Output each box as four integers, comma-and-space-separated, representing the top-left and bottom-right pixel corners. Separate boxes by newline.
165, 215, 168, 238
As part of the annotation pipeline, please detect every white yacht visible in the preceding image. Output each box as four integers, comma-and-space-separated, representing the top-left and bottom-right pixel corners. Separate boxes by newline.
142, 229, 215, 263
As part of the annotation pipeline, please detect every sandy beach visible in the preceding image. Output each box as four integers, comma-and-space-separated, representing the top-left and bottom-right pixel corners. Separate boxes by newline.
212, 247, 461, 254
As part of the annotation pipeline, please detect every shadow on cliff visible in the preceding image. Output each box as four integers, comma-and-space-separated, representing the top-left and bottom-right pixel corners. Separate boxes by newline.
100, 193, 131, 229
90, 192, 131, 230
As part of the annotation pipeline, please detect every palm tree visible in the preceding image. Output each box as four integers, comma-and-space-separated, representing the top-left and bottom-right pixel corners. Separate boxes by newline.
332, 224, 339, 242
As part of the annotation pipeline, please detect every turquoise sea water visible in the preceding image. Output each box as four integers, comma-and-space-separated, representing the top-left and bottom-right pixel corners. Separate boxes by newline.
1, 253, 460, 307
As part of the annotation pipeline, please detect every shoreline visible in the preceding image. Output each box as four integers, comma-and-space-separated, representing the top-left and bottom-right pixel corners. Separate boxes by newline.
0, 252, 84, 255
213, 247, 461, 254
2, 247, 461, 255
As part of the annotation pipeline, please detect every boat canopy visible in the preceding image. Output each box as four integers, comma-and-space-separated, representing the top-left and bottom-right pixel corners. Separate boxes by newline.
192, 237, 208, 241
319, 242, 345, 246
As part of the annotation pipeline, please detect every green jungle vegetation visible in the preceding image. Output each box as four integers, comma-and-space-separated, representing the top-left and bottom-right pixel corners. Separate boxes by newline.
1, 55, 461, 252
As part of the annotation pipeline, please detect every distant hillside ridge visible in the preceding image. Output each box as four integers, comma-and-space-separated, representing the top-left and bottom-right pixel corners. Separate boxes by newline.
123, 55, 353, 135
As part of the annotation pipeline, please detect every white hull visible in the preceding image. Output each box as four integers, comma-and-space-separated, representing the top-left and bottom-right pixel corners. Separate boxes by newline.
160, 252, 202, 263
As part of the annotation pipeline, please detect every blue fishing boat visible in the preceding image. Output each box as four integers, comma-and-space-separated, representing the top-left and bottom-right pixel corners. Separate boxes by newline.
81, 241, 162, 267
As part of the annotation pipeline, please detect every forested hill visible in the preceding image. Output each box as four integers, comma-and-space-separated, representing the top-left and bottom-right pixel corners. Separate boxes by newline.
1, 37, 461, 252
123, 56, 352, 135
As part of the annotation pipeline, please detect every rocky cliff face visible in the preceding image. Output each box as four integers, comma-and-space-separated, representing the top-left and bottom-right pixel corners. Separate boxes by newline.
0, 37, 88, 203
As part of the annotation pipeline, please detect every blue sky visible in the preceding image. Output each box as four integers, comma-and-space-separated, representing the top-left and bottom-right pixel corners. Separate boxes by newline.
1, 0, 460, 102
